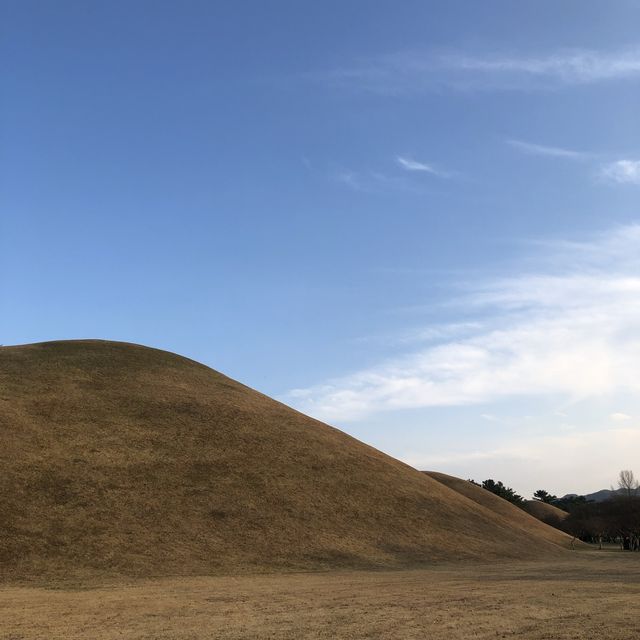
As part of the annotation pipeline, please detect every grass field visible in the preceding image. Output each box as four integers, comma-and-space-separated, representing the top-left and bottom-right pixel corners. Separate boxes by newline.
2, 552, 639, 639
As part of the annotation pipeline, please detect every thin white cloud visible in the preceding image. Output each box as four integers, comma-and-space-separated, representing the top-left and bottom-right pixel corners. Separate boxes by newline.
335, 171, 365, 191
322, 47, 640, 93
396, 156, 449, 177
506, 139, 589, 160
286, 225, 640, 423
334, 168, 428, 194
354, 322, 482, 348
610, 412, 632, 422
506, 141, 640, 189
402, 426, 640, 498
445, 49, 640, 83
600, 160, 640, 185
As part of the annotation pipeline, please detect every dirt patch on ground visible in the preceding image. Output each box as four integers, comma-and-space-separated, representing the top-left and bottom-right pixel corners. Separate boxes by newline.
1, 552, 638, 639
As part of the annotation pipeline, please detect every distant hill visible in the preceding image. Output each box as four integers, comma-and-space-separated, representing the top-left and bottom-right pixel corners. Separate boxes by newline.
1, 340, 577, 581
562, 488, 631, 503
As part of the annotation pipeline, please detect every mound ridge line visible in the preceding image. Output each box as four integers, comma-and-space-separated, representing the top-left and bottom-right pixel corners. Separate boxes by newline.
0, 340, 577, 581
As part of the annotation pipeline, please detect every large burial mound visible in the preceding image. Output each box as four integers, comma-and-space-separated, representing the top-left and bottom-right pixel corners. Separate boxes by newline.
0, 340, 576, 581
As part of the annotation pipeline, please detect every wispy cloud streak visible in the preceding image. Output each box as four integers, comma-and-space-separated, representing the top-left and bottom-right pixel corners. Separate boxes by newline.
506, 140, 640, 187
334, 169, 424, 194
506, 139, 589, 160
445, 49, 640, 83
286, 225, 640, 422
396, 156, 452, 178
322, 47, 640, 93
600, 160, 640, 185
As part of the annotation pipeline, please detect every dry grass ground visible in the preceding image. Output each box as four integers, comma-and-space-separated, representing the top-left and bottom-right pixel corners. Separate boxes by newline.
1, 552, 638, 639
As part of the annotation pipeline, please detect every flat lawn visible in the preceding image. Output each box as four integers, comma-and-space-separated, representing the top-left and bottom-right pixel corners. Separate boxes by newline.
2, 552, 639, 639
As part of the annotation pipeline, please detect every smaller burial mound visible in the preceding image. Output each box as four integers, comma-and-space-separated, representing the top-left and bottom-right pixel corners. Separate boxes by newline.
424, 472, 578, 549
523, 500, 569, 528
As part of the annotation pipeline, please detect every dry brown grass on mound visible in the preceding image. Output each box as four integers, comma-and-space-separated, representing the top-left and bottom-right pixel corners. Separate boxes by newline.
0, 340, 576, 582
524, 499, 569, 526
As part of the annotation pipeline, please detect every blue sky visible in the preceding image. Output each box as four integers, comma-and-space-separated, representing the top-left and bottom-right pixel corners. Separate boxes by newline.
4, 1, 640, 496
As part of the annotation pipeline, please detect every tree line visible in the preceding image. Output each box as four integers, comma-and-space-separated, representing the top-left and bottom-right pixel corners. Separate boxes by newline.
471, 470, 640, 550
559, 470, 640, 549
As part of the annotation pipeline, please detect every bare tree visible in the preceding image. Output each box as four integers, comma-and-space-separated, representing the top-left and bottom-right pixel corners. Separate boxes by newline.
618, 470, 639, 497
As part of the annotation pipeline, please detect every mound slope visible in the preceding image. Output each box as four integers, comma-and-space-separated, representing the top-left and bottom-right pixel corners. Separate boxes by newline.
0, 340, 574, 581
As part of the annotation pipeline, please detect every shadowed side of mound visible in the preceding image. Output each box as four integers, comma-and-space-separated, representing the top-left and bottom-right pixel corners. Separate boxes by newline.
0, 340, 573, 582
425, 472, 582, 549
